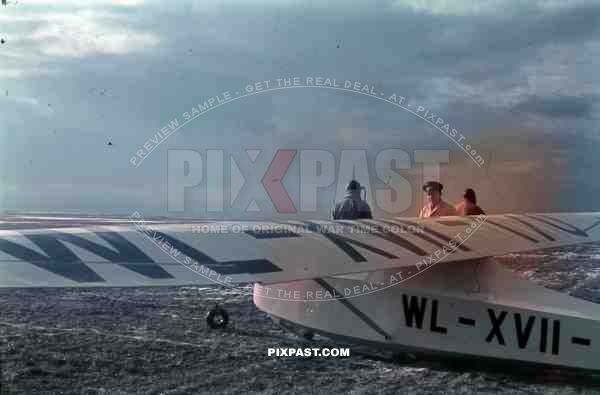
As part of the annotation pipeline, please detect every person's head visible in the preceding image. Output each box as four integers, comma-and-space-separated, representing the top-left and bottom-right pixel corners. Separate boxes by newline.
346, 180, 361, 192
463, 188, 477, 204
423, 181, 443, 204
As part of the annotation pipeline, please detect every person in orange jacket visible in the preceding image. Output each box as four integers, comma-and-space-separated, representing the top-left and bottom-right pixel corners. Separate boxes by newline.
455, 188, 486, 216
419, 181, 457, 218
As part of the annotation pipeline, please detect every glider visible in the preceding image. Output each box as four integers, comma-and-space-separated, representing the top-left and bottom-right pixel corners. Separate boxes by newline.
1, 212, 599, 372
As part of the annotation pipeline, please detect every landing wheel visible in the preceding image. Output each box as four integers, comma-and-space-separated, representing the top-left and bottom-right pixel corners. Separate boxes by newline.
206, 306, 229, 329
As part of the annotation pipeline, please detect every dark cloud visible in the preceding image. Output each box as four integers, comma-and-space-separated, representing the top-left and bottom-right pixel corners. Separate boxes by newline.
413, 3, 600, 61
512, 95, 595, 119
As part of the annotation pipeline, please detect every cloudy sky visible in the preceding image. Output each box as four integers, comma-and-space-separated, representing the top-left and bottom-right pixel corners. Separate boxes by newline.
0, 0, 598, 219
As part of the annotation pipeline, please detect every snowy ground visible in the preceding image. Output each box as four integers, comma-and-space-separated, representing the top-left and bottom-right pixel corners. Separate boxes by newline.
2, 283, 600, 395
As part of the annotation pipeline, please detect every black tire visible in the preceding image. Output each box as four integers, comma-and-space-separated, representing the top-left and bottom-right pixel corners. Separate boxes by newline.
206, 307, 229, 329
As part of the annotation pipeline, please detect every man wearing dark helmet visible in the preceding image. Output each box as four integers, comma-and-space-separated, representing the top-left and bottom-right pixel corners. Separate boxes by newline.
331, 180, 373, 220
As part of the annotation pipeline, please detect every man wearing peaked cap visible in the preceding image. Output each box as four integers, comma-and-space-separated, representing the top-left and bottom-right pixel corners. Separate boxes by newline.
419, 181, 457, 218
422, 181, 443, 193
